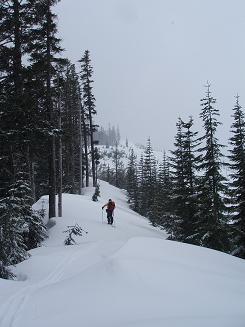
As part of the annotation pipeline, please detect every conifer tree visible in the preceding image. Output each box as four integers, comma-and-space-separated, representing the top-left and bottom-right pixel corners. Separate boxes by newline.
181, 117, 200, 243
0, 171, 47, 277
79, 50, 97, 187
0, 0, 30, 196
0, 173, 30, 270
196, 83, 229, 252
169, 118, 186, 239
61, 63, 81, 193
169, 117, 199, 242
141, 138, 156, 219
137, 154, 144, 214
153, 152, 172, 229
126, 149, 139, 211
27, 0, 64, 218
228, 95, 245, 258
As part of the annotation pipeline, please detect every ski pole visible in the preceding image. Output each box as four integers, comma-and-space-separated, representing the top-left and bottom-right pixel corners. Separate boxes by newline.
113, 211, 116, 227
102, 209, 103, 224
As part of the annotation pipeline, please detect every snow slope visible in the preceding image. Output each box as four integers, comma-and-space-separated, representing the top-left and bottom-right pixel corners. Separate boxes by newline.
98, 141, 165, 169
0, 181, 245, 327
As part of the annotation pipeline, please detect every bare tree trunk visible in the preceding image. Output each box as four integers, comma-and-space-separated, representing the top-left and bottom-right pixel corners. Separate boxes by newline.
78, 97, 83, 192
26, 143, 36, 202
88, 110, 96, 187
57, 91, 62, 217
13, 0, 22, 98
115, 145, 119, 187
49, 135, 56, 218
46, 1, 56, 218
81, 105, 89, 187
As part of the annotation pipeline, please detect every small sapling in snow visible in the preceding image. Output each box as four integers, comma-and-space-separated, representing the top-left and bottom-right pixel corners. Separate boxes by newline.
92, 183, 100, 202
63, 224, 88, 245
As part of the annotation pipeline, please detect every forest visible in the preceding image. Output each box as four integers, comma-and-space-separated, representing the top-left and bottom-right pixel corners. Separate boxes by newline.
0, 0, 98, 278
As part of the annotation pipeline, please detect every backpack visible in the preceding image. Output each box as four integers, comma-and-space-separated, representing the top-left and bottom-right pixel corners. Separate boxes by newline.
107, 201, 115, 212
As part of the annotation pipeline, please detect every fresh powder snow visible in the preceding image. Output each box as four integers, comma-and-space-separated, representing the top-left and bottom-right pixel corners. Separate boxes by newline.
0, 181, 245, 327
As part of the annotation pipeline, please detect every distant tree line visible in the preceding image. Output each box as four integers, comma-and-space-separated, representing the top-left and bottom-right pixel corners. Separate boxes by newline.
98, 145, 126, 189
95, 125, 120, 147
105, 84, 245, 260
0, 0, 98, 278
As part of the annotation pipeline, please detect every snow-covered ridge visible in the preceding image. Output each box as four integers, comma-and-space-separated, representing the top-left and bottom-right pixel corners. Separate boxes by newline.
0, 181, 245, 327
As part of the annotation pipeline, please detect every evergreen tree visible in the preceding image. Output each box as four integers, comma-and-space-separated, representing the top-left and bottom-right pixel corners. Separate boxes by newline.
112, 144, 125, 188
137, 154, 144, 214
228, 95, 245, 258
181, 118, 200, 243
61, 63, 81, 193
92, 183, 100, 202
169, 117, 199, 242
196, 83, 229, 252
140, 138, 156, 220
169, 118, 186, 239
79, 50, 97, 187
153, 152, 172, 229
126, 149, 139, 211
0, 0, 30, 196
0, 174, 30, 270
27, 0, 64, 218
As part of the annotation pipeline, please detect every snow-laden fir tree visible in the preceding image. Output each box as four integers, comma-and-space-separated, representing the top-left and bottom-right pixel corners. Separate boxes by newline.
0, 0, 30, 197
0, 171, 47, 278
112, 145, 126, 188
26, 0, 65, 217
0, 174, 30, 274
196, 83, 230, 252
169, 117, 200, 243
169, 118, 187, 240
61, 63, 82, 194
153, 151, 172, 229
228, 95, 245, 258
181, 117, 200, 244
92, 183, 100, 202
79, 50, 97, 187
137, 154, 144, 215
126, 149, 139, 211
140, 138, 156, 221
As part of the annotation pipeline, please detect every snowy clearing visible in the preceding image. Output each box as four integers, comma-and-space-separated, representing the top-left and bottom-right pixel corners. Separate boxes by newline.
0, 181, 245, 327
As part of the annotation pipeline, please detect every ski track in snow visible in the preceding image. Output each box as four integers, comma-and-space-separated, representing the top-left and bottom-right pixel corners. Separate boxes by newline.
0, 240, 126, 327
0, 251, 77, 326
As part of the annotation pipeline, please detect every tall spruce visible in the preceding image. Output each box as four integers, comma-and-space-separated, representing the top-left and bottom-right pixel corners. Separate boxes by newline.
112, 144, 125, 188
181, 117, 200, 243
196, 83, 229, 252
169, 117, 199, 242
137, 154, 144, 214
79, 50, 97, 187
140, 138, 156, 220
169, 118, 187, 239
228, 95, 245, 258
0, 0, 30, 196
0, 173, 30, 277
27, 0, 64, 218
61, 63, 81, 193
154, 151, 172, 229
126, 149, 139, 211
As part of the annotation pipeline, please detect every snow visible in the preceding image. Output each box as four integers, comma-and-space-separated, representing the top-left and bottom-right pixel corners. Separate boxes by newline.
98, 141, 165, 168
0, 180, 245, 327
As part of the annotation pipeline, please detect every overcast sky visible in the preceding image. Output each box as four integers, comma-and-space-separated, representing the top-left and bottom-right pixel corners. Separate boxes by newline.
55, 0, 245, 151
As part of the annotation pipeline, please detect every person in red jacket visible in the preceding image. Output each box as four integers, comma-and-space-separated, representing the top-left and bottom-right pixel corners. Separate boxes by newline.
102, 199, 116, 224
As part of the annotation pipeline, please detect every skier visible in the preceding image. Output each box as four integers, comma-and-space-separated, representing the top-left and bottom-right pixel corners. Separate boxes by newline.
102, 199, 116, 224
